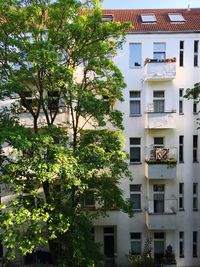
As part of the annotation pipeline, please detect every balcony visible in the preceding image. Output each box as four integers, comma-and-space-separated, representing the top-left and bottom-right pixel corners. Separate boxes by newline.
144, 58, 176, 81
145, 147, 177, 179
145, 199, 177, 230
145, 111, 176, 129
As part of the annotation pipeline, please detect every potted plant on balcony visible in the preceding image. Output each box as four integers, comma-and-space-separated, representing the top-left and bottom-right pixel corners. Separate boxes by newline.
162, 245, 177, 267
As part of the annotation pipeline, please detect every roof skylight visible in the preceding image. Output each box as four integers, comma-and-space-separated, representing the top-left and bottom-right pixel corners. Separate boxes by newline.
168, 13, 185, 22
141, 14, 157, 23
102, 15, 113, 22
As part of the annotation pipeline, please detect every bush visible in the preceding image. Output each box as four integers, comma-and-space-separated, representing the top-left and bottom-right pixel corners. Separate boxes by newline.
128, 254, 156, 267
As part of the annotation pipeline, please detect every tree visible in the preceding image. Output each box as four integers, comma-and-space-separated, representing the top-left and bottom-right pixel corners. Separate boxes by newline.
0, 0, 132, 266
185, 82, 200, 128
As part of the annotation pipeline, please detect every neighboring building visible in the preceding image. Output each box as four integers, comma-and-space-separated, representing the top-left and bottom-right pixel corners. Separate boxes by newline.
93, 8, 200, 267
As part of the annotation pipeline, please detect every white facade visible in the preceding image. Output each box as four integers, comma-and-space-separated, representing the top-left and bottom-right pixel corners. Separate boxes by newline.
93, 31, 200, 267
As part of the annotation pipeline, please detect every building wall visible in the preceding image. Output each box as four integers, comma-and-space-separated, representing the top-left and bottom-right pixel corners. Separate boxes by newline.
94, 32, 200, 267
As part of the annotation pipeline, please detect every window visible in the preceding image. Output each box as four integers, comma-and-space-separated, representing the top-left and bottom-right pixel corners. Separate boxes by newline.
153, 185, 165, 213
193, 231, 198, 257
21, 91, 37, 111
153, 43, 166, 60
193, 183, 198, 211
129, 91, 141, 116
154, 137, 164, 148
141, 14, 157, 23
179, 89, 184, 114
179, 183, 184, 210
130, 185, 141, 211
168, 13, 185, 22
179, 232, 184, 258
130, 138, 141, 163
102, 15, 113, 22
179, 41, 184, 67
153, 91, 165, 112
48, 91, 59, 111
193, 101, 198, 114
84, 190, 95, 207
130, 233, 142, 255
0, 243, 3, 258
154, 232, 165, 262
194, 40, 199, 67
193, 135, 198, 162
179, 136, 184, 162
130, 43, 142, 67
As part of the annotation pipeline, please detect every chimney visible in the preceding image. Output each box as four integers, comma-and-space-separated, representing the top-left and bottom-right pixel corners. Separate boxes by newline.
187, 4, 191, 11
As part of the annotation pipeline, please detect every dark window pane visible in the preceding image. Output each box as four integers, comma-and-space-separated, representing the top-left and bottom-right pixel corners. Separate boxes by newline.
130, 147, 141, 162
130, 138, 141, 145
180, 51, 184, 66
130, 91, 140, 98
180, 41, 184, 50
130, 185, 141, 192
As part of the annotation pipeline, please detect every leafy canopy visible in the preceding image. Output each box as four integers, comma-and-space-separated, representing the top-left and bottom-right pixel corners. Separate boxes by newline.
0, 0, 132, 266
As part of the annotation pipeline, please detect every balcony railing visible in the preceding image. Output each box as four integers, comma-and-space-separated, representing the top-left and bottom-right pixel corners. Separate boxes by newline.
145, 147, 177, 179
145, 198, 177, 230
146, 146, 177, 162
144, 59, 176, 81
144, 111, 176, 129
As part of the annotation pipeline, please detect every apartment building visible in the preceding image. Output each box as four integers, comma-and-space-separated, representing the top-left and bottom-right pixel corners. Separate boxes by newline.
93, 8, 200, 267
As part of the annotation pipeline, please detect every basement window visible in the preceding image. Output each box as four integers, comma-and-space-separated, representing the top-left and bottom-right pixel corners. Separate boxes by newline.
141, 14, 157, 23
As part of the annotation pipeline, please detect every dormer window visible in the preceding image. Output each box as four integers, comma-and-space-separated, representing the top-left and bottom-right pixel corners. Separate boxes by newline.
168, 13, 185, 22
141, 14, 157, 23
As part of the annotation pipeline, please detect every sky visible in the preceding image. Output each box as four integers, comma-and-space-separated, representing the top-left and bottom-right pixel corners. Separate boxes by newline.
102, 0, 200, 9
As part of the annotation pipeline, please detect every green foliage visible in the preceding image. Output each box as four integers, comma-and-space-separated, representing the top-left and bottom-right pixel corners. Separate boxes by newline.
0, 0, 131, 266
128, 255, 156, 267
162, 245, 176, 265
184, 82, 200, 101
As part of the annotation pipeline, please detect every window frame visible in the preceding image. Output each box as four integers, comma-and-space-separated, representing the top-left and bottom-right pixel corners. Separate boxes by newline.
193, 135, 198, 162
193, 183, 198, 211
194, 40, 199, 67
179, 135, 184, 163
153, 90, 165, 113
153, 42, 166, 60
129, 91, 141, 116
129, 138, 141, 164
130, 184, 142, 211
179, 41, 184, 67
130, 232, 142, 255
193, 231, 198, 257
129, 43, 142, 68
179, 231, 184, 258
179, 182, 184, 211
179, 89, 184, 114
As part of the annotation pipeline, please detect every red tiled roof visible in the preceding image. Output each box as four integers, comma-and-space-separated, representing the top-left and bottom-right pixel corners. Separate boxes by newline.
103, 9, 200, 32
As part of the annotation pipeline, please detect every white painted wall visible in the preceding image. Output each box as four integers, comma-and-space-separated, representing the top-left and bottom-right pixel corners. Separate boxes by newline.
94, 32, 200, 267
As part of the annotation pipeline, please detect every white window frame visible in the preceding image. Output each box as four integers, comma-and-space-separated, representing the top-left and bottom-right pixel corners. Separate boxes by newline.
179, 182, 184, 210
129, 138, 141, 163
193, 135, 198, 162
141, 14, 157, 23
129, 43, 142, 68
179, 88, 184, 114
194, 40, 199, 67
129, 91, 141, 116
179, 41, 184, 67
193, 231, 198, 257
193, 183, 198, 211
153, 42, 166, 60
168, 13, 185, 22
130, 232, 142, 255
130, 184, 141, 211
179, 232, 184, 258
179, 136, 184, 163
153, 91, 165, 113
